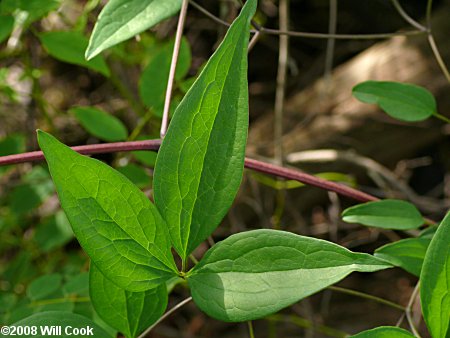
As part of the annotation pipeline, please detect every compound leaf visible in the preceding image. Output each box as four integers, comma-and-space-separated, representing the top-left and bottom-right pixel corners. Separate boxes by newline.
37, 131, 177, 292
342, 199, 423, 230
350, 326, 415, 337
420, 211, 450, 338
71, 106, 128, 142
86, 0, 182, 60
153, 0, 257, 260
188, 229, 391, 322
40, 31, 110, 77
352, 81, 436, 122
90, 264, 167, 338
6, 311, 112, 338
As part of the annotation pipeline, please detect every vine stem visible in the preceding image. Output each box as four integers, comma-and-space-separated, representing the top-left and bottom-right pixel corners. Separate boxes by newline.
248, 321, 256, 338
0, 139, 379, 203
137, 296, 192, 338
189, 0, 423, 40
160, 0, 189, 138
328, 286, 405, 311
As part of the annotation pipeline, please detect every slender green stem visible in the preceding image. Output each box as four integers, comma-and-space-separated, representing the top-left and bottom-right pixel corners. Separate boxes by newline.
247, 321, 256, 338
328, 286, 405, 311
268, 314, 348, 338
128, 110, 154, 141
189, 254, 199, 265
434, 112, 450, 124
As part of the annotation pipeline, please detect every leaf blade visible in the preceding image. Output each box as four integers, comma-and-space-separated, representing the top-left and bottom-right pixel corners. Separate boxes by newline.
375, 237, 431, 277
37, 131, 177, 292
86, 0, 182, 60
188, 229, 391, 322
153, 0, 257, 259
90, 264, 167, 338
352, 81, 436, 122
420, 211, 450, 338
342, 199, 424, 230
40, 31, 110, 77
71, 106, 128, 141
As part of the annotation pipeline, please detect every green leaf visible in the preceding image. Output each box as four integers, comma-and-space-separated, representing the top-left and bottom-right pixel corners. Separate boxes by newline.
5, 311, 113, 338
0, 133, 26, 156
86, 0, 182, 60
34, 211, 74, 252
116, 164, 151, 189
375, 237, 431, 277
39, 31, 110, 77
139, 38, 191, 116
9, 184, 43, 215
90, 264, 167, 338
0, 0, 60, 24
420, 211, 450, 338
37, 130, 177, 292
0, 15, 14, 43
342, 199, 424, 230
188, 229, 391, 322
26, 274, 63, 301
350, 326, 415, 337
71, 106, 128, 141
352, 81, 436, 122
63, 272, 89, 297
153, 0, 257, 260
132, 151, 157, 167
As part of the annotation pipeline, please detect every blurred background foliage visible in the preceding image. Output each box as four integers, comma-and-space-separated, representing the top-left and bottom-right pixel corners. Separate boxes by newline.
0, 0, 449, 337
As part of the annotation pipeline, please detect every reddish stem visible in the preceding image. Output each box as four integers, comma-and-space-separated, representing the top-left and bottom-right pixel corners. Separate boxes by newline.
0, 139, 377, 203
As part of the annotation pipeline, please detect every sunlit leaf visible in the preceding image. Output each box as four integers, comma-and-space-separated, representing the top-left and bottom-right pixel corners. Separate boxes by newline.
38, 131, 178, 292
188, 229, 391, 322
420, 211, 450, 337
90, 265, 167, 338
153, 0, 257, 260
86, 0, 182, 60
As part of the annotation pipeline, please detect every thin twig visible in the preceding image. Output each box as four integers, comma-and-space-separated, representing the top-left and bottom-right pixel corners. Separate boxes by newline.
189, 1, 423, 40
427, 34, 450, 83
248, 30, 260, 51
160, 0, 189, 138
390, 0, 427, 31
405, 283, 422, 338
423, 0, 450, 83
138, 297, 193, 338
274, 0, 289, 165
328, 286, 405, 312
324, 0, 337, 85
0, 139, 379, 203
